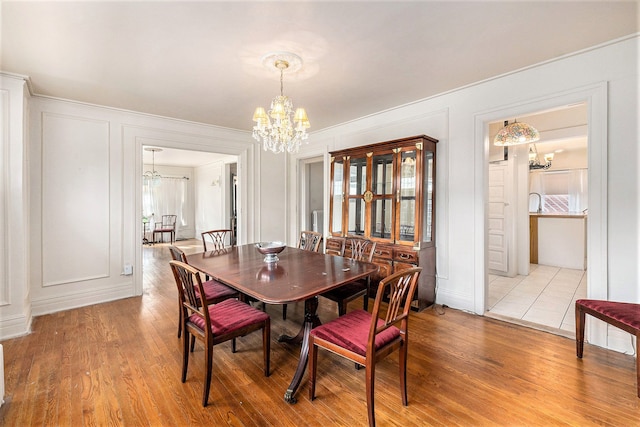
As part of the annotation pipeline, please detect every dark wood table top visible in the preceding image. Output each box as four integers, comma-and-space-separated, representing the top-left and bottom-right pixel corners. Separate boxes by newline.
186, 244, 378, 304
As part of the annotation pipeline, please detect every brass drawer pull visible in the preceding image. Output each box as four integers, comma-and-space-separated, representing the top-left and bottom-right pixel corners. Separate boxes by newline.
399, 253, 411, 259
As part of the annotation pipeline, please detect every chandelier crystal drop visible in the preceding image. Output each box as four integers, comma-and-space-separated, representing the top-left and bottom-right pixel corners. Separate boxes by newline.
493, 119, 540, 146
252, 54, 310, 154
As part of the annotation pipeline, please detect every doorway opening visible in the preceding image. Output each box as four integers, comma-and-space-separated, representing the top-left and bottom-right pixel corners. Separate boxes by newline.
298, 156, 324, 247
141, 145, 238, 289
485, 103, 590, 337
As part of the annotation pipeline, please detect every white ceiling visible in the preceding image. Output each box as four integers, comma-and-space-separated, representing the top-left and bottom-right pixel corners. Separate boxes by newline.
2, 2, 636, 166
3, 1, 637, 136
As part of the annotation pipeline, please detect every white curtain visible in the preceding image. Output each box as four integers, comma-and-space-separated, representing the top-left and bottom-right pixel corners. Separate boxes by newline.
567, 169, 588, 213
528, 172, 545, 212
143, 177, 188, 238
528, 169, 588, 213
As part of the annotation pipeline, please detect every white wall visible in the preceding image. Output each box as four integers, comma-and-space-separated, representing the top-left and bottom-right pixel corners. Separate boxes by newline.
195, 161, 226, 236
0, 75, 31, 338
0, 83, 289, 337
289, 35, 639, 353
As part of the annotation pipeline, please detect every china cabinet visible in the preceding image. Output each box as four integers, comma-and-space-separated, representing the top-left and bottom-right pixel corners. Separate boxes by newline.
327, 135, 438, 310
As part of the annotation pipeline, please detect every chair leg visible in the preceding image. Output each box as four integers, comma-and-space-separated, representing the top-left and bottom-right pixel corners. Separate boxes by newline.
263, 319, 271, 377
575, 304, 586, 358
190, 335, 196, 352
282, 304, 288, 320
363, 277, 370, 312
308, 337, 318, 400
231, 338, 236, 353
338, 301, 347, 317
399, 341, 408, 406
177, 307, 182, 338
202, 339, 213, 407
636, 331, 640, 398
181, 330, 190, 383
366, 361, 376, 427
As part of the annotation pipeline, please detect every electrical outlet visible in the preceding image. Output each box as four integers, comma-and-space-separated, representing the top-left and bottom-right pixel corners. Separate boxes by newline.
123, 264, 133, 275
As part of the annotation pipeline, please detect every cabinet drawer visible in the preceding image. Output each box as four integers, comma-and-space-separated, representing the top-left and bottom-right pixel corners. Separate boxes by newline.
393, 247, 418, 263
372, 245, 393, 260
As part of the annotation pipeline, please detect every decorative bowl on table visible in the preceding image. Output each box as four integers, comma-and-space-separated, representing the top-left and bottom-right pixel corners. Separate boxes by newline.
255, 241, 286, 263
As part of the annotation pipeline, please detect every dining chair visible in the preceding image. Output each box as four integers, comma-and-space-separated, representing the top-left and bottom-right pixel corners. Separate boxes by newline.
308, 267, 422, 427
168, 245, 239, 338
153, 214, 177, 244
201, 229, 232, 251
169, 260, 271, 407
325, 236, 346, 257
321, 237, 377, 316
298, 230, 323, 252
281, 231, 324, 321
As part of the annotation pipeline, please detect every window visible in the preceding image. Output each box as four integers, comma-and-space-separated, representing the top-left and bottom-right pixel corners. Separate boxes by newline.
530, 169, 587, 214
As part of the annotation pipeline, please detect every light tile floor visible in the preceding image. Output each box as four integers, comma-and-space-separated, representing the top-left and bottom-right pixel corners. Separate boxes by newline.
486, 264, 587, 338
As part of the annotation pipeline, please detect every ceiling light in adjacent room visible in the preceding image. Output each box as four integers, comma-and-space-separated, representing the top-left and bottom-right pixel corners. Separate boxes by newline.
494, 120, 540, 146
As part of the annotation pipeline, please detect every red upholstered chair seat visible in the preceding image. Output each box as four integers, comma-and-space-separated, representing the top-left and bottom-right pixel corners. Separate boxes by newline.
189, 298, 270, 336
575, 298, 640, 398
575, 299, 640, 330
310, 309, 400, 357
198, 279, 239, 301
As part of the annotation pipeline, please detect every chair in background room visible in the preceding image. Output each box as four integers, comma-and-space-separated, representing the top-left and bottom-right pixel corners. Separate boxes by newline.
153, 214, 177, 244
169, 246, 239, 338
321, 237, 377, 316
281, 231, 324, 320
201, 229, 232, 251
308, 267, 422, 427
169, 260, 270, 407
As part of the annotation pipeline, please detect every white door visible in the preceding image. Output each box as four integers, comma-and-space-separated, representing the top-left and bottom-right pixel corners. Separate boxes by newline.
488, 161, 511, 274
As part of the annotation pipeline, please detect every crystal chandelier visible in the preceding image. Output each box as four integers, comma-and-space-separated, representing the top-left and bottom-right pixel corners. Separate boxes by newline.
252, 53, 310, 154
143, 147, 163, 186
494, 119, 540, 146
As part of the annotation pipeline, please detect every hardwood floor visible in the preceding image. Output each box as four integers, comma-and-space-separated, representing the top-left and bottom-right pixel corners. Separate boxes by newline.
1, 240, 638, 425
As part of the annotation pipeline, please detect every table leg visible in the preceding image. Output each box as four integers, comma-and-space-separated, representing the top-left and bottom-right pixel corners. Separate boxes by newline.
279, 296, 321, 404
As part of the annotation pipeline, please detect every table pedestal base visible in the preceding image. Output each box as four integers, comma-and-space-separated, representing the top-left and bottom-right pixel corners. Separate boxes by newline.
278, 297, 320, 404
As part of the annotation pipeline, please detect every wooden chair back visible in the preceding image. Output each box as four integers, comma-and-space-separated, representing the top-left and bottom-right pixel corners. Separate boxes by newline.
298, 231, 323, 252
201, 229, 232, 251
155, 214, 177, 231
368, 267, 422, 346
170, 260, 205, 321
325, 237, 346, 257
168, 245, 187, 262
347, 237, 376, 262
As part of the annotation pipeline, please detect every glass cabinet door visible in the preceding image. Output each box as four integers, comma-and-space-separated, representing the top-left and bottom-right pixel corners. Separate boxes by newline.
370, 153, 394, 239
330, 158, 344, 235
397, 149, 417, 242
424, 150, 434, 243
347, 156, 367, 236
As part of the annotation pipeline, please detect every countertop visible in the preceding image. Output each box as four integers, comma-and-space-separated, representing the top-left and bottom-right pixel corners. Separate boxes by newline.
529, 212, 587, 219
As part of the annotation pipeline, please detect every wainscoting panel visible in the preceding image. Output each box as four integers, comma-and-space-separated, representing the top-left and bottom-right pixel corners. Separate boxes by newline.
41, 113, 110, 286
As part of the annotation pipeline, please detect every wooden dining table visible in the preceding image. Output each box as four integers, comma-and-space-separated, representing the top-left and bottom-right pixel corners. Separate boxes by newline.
186, 243, 378, 403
